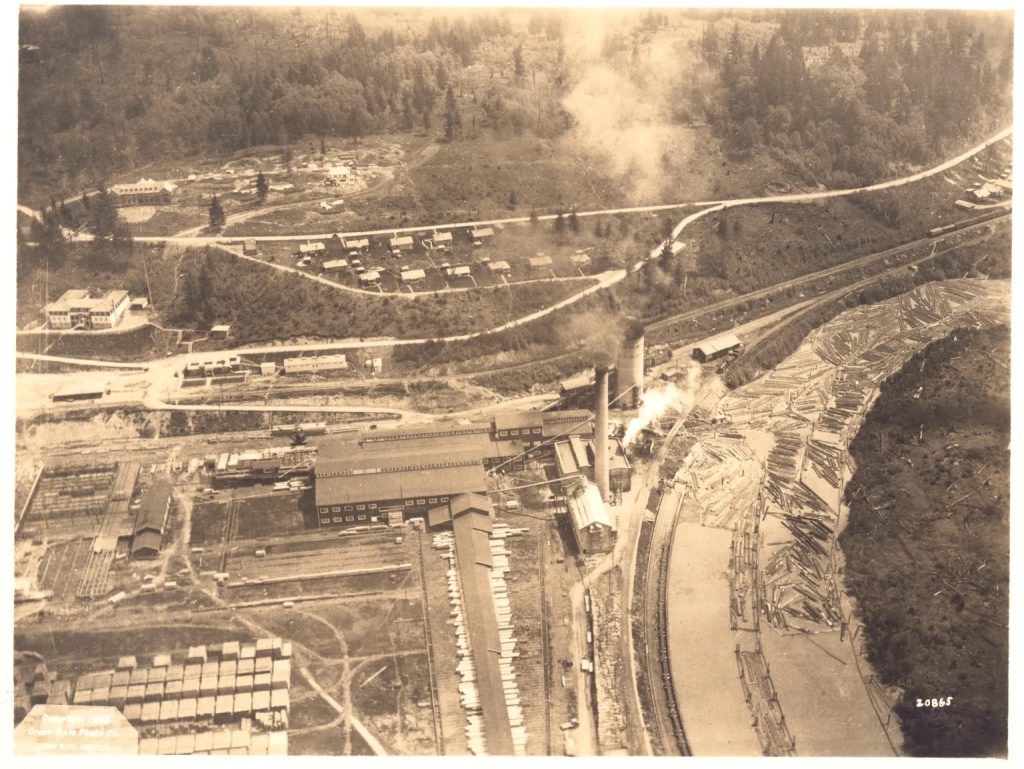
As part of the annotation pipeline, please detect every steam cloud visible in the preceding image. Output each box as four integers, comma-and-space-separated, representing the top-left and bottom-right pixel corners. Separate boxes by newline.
622, 361, 702, 446
561, 16, 693, 203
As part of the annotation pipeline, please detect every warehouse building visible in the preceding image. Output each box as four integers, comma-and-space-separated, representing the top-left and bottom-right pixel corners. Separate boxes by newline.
51, 381, 107, 403
493, 409, 593, 443
46, 289, 130, 330
132, 481, 172, 559
692, 333, 743, 364
447, 494, 515, 754
184, 355, 241, 378
315, 444, 489, 526
313, 411, 595, 527
563, 479, 615, 555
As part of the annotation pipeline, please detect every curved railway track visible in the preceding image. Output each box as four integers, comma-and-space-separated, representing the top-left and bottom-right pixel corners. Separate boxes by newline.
634, 419, 692, 755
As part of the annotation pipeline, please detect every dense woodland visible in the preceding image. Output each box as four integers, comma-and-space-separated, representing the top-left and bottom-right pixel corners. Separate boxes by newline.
697, 11, 1013, 185
19, 7, 1012, 201
841, 326, 1010, 757
18, 5, 568, 198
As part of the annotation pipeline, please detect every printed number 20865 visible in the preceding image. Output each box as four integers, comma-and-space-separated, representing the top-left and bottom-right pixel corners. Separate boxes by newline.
917, 697, 953, 708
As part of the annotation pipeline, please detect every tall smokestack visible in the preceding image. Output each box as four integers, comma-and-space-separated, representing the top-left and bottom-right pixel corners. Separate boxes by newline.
595, 366, 610, 502
615, 322, 646, 409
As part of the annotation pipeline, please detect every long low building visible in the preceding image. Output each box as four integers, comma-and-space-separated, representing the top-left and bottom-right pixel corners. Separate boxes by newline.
449, 495, 515, 755
133, 481, 173, 559
313, 411, 595, 527
281, 354, 348, 375
52, 381, 107, 403
110, 178, 176, 206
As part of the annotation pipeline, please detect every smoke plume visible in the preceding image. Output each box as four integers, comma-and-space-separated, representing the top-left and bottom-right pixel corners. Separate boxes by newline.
561, 309, 625, 368
560, 14, 697, 203
622, 361, 702, 446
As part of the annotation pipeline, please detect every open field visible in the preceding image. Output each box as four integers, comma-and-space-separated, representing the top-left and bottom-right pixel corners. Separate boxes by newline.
190, 500, 231, 547
229, 491, 312, 540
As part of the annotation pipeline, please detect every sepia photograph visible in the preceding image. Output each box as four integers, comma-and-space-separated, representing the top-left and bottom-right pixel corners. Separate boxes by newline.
9, 1, 1015, 760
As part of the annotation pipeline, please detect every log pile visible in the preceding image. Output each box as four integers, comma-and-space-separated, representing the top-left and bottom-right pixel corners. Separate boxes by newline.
729, 498, 764, 631
679, 437, 761, 530
678, 279, 1008, 637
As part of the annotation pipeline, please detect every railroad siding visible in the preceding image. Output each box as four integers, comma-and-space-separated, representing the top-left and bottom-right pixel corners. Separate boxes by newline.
503, 524, 547, 755
419, 532, 470, 755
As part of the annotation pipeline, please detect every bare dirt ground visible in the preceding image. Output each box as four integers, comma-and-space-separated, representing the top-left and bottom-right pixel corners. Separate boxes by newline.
758, 625, 896, 755
666, 521, 762, 755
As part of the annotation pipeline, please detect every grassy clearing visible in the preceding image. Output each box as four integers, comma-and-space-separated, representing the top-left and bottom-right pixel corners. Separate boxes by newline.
233, 493, 309, 539
840, 326, 1010, 758
15, 323, 180, 362
190, 500, 230, 547
170, 246, 598, 344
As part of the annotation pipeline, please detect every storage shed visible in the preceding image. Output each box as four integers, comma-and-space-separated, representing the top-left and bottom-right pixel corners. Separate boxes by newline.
692, 333, 743, 363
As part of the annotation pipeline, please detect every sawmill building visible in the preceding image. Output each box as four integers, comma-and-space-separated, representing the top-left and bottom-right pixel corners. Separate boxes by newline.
313, 411, 595, 528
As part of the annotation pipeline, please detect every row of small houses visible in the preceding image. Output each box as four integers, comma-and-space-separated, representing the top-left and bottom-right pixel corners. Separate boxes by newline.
322, 255, 583, 287
303, 251, 588, 288
243, 227, 498, 261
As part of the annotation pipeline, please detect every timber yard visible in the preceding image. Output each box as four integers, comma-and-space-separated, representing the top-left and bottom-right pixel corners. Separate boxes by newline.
13, 5, 1014, 760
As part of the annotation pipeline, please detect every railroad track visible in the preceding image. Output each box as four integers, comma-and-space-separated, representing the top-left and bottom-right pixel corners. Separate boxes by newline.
414, 530, 444, 754
635, 417, 692, 756
638, 489, 690, 755
646, 211, 1010, 338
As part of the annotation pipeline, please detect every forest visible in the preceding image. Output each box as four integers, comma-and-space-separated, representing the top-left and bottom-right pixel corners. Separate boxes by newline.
19, 7, 1012, 203
18, 5, 567, 200
697, 10, 1012, 185
840, 325, 1010, 757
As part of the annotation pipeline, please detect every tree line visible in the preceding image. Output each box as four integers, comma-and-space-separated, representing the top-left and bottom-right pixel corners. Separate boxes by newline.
18, 5, 519, 197
697, 10, 1012, 186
